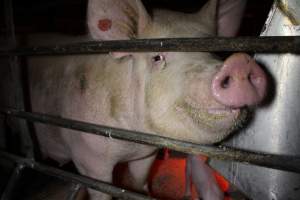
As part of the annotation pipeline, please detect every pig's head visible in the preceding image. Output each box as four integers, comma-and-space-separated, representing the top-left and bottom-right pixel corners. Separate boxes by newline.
87, 0, 267, 144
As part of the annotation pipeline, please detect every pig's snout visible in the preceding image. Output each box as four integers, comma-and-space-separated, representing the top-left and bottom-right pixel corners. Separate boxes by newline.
211, 53, 267, 108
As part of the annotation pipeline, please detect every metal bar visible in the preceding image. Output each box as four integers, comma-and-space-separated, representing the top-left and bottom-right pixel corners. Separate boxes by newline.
3, 0, 16, 49
3, 0, 35, 159
1, 108, 300, 174
0, 164, 25, 200
66, 183, 82, 200
0, 36, 300, 56
0, 151, 156, 200
6, 56, 35, 159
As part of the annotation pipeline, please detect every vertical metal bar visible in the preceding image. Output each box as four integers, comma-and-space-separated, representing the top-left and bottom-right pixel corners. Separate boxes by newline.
0, 164, 25, 200
3, 0, 15, 49
3, 0, 35, 159
66, 183, 82, 200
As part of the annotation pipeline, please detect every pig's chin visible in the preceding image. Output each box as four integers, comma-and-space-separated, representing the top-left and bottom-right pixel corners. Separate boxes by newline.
177, 102, 248, 142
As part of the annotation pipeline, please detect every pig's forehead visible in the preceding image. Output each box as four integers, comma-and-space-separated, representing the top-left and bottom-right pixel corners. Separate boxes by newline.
168, 52, 213, 59
136, 51, 211, 58
170, 52, 223, 65
140, 9, 214, 39
138, 52, 222, 68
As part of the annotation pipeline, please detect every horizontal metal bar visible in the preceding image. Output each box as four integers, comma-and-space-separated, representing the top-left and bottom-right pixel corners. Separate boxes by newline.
0, 150, 155, 200
0, 37, 299, 57
1, 108, 300, 174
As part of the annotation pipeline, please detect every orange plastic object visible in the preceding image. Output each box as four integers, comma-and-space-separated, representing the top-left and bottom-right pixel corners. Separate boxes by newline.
148, 155, 230, 200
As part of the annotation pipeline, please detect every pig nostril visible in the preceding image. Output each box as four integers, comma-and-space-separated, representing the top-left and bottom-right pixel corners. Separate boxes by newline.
248, 73, 257, 86
248, 74, 252, 83
221, 76, 231, 89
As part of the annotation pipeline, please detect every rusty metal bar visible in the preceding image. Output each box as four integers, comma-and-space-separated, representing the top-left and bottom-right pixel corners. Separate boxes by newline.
0, 164, 25, 200
0, 150, 156, 200
1, 108, 300, 174
0, 36, 299, 57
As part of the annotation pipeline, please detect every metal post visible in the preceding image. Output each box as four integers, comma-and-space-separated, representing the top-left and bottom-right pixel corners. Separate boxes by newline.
3, 0, 35, 159
0, 0, 36, 199
0, 164, 25, 200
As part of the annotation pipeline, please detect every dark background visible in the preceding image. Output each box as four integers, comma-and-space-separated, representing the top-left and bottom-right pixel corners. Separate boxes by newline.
1, 0, 273, 37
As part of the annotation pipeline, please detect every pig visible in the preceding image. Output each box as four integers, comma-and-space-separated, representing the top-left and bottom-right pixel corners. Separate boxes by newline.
28, 0, 267, 199
217, 0, 247, 37
183, 1, 249, 200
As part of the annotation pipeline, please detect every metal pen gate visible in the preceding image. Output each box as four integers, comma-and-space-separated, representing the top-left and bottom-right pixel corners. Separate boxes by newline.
0, 0, 300, 199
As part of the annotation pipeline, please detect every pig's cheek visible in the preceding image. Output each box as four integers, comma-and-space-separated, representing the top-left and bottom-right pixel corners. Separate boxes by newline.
183, 74, 215, 109
150, 60, 167, 72
145, 72, 181, 118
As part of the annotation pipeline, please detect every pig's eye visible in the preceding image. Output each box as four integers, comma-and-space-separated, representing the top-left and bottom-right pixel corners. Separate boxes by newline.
151, 54, 166, 71
152, 54, 165, 63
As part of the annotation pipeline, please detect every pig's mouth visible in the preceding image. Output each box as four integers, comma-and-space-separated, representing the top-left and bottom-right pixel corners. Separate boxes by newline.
177, 102, 248, 133
207, 107, 240, 115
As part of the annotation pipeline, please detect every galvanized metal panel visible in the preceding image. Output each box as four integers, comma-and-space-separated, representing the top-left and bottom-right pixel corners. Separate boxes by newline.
211, 1, 300, 199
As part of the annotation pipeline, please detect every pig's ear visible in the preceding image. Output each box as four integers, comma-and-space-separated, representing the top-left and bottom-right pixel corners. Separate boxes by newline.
87, 0, 151, 40
195, 0, 218, 36
217, 0, 247, 37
